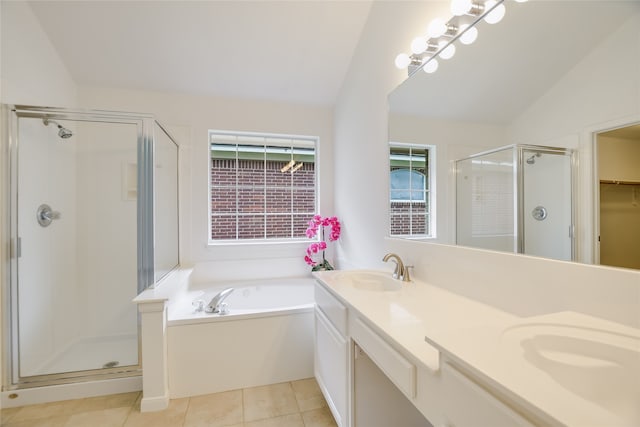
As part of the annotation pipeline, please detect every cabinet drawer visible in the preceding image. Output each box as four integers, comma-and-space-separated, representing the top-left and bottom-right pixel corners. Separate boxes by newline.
442, 363, 534, 427
314, 282, 347, 336
351, 316, 416, 399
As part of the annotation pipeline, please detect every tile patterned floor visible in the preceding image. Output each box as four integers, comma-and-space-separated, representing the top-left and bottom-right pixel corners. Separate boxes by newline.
0, 378, 337, 427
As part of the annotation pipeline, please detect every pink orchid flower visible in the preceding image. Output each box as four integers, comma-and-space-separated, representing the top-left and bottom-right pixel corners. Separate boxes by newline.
304, 214, 341, 270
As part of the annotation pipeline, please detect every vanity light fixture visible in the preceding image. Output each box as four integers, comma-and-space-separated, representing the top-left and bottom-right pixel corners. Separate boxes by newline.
422, 58, 439, 74
411, 37, 428, 54
427, 18, 448, 38
458, 24, 478, 45
451, 0, 474, 16
438, 41, 456, 60
394, 53, 412, 69
394, 0, 527, 76
483, 0, 506, 24
281, 159, 295, 173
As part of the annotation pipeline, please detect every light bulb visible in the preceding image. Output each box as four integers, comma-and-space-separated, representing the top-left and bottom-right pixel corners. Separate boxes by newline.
427, 18, 447, 38
411, 37, 428, 54
450, 0, 473, 16
484, 0, 505, 24
438, 41, 456, 60
423, 58, 439, 74
459, 25, 478, 45
394, 53, 411, 69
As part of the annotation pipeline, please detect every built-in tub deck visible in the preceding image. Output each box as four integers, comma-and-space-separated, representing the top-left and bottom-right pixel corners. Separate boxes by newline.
168, 277, 315, 325
166, 277, 316, 398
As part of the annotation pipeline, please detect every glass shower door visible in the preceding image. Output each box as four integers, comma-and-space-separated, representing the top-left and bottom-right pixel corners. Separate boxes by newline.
521, 149, 573, 261
14, 115, 141, 382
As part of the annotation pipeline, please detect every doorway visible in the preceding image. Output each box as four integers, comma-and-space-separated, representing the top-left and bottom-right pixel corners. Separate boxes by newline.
596, 123, 640, 269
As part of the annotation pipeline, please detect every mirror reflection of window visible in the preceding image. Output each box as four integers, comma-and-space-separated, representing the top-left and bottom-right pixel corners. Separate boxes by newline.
389, 143, 434, 238
390, 169, 425, 202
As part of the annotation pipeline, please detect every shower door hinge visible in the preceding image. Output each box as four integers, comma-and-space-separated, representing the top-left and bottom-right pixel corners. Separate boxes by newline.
11, 237, 21, 258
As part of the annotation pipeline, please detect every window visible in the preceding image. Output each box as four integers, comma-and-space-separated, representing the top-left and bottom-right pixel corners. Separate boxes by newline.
389, 143, 434, 237
209, 131, 317, 242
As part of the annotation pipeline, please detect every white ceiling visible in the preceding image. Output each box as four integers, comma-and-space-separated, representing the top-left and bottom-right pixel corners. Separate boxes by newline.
28, 0, 373, 106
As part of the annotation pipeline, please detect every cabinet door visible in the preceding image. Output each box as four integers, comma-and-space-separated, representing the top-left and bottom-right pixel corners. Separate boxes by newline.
442, 363, 535, 427
315, 308, 348, 427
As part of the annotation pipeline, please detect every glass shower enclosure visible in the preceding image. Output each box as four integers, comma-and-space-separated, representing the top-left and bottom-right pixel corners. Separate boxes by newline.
455, 145, 574, 261
3, 105, 179, 389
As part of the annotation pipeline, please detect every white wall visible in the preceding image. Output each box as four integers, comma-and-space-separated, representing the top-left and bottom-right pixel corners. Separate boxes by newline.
389, 114, 506, 243
79, 86, 335, 281
334, 1, 450, 270
334, 1, 639, 327
0, 1, 77, 106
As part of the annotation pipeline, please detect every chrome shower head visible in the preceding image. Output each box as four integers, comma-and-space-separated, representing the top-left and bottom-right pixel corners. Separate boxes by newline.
57, 126, 73, 139
526, 152, 541, 165
43, 118, 73, 139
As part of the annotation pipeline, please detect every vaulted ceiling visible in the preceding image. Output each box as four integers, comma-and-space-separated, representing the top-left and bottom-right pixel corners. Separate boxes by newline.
28, 1, 373, 106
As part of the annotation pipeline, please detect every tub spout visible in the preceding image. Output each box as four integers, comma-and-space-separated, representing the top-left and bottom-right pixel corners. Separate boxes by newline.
206, 287, 234, 314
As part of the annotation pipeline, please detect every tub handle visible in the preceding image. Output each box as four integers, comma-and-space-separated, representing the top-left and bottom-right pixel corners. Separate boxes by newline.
192, 299, 205, 312
217, 302, 229, 315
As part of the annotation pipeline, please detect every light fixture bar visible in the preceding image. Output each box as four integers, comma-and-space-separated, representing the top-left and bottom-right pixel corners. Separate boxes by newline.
405, 0, 507, 78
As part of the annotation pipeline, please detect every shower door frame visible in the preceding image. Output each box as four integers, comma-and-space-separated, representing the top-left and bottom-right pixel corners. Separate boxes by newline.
3, 105, 156, 389
516, 144, 577, 261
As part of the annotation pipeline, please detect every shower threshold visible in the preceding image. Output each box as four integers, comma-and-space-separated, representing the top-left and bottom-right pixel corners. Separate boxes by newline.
25, 334, 139, 377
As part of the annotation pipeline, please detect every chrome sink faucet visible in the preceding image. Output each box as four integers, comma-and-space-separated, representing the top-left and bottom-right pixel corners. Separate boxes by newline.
382, 253, 412, 282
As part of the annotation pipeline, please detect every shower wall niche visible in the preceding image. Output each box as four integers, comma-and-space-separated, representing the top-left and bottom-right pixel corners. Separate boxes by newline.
455, 145, 574, 261
3, 105, 179, 390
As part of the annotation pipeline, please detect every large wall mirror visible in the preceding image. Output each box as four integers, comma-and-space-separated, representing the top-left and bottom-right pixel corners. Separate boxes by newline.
388, 0, 640, 270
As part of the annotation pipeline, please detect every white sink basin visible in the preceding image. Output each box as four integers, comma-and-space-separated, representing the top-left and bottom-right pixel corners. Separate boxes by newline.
336, 270, 402, 292
501, 323, 640, 423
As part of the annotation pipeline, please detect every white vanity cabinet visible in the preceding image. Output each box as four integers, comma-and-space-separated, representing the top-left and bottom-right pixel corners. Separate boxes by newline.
350, 316, 416, 400
314, 282, 349, 427
441, 362, 536, 427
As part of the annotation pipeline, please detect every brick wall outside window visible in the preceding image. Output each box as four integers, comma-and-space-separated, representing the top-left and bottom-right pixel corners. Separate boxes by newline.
211, 158, 316, 240
390, 202, 428, 235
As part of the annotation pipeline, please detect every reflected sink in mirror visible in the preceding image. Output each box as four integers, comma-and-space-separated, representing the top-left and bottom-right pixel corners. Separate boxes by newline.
335, 270, 402, 292
501, 323, 640, 422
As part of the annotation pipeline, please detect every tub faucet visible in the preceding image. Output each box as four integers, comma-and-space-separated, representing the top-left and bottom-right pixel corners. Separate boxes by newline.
382, 253, 412, 282
206, 287, 234, 314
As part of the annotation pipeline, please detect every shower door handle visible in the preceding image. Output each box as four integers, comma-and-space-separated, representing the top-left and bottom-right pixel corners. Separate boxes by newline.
37, 204, 61, 227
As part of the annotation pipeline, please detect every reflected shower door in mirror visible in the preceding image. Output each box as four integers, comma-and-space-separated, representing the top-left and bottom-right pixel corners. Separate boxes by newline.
456, 145, 574, 261
15, 117, 140, 380
388, 0, 640, 268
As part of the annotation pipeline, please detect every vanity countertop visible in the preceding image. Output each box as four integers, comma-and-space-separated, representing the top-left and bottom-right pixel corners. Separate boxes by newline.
313, 269, 640, 427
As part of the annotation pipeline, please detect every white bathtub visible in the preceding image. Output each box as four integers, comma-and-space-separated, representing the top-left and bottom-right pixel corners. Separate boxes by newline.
168, 278, 315, 325
166, 277, 316, 398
